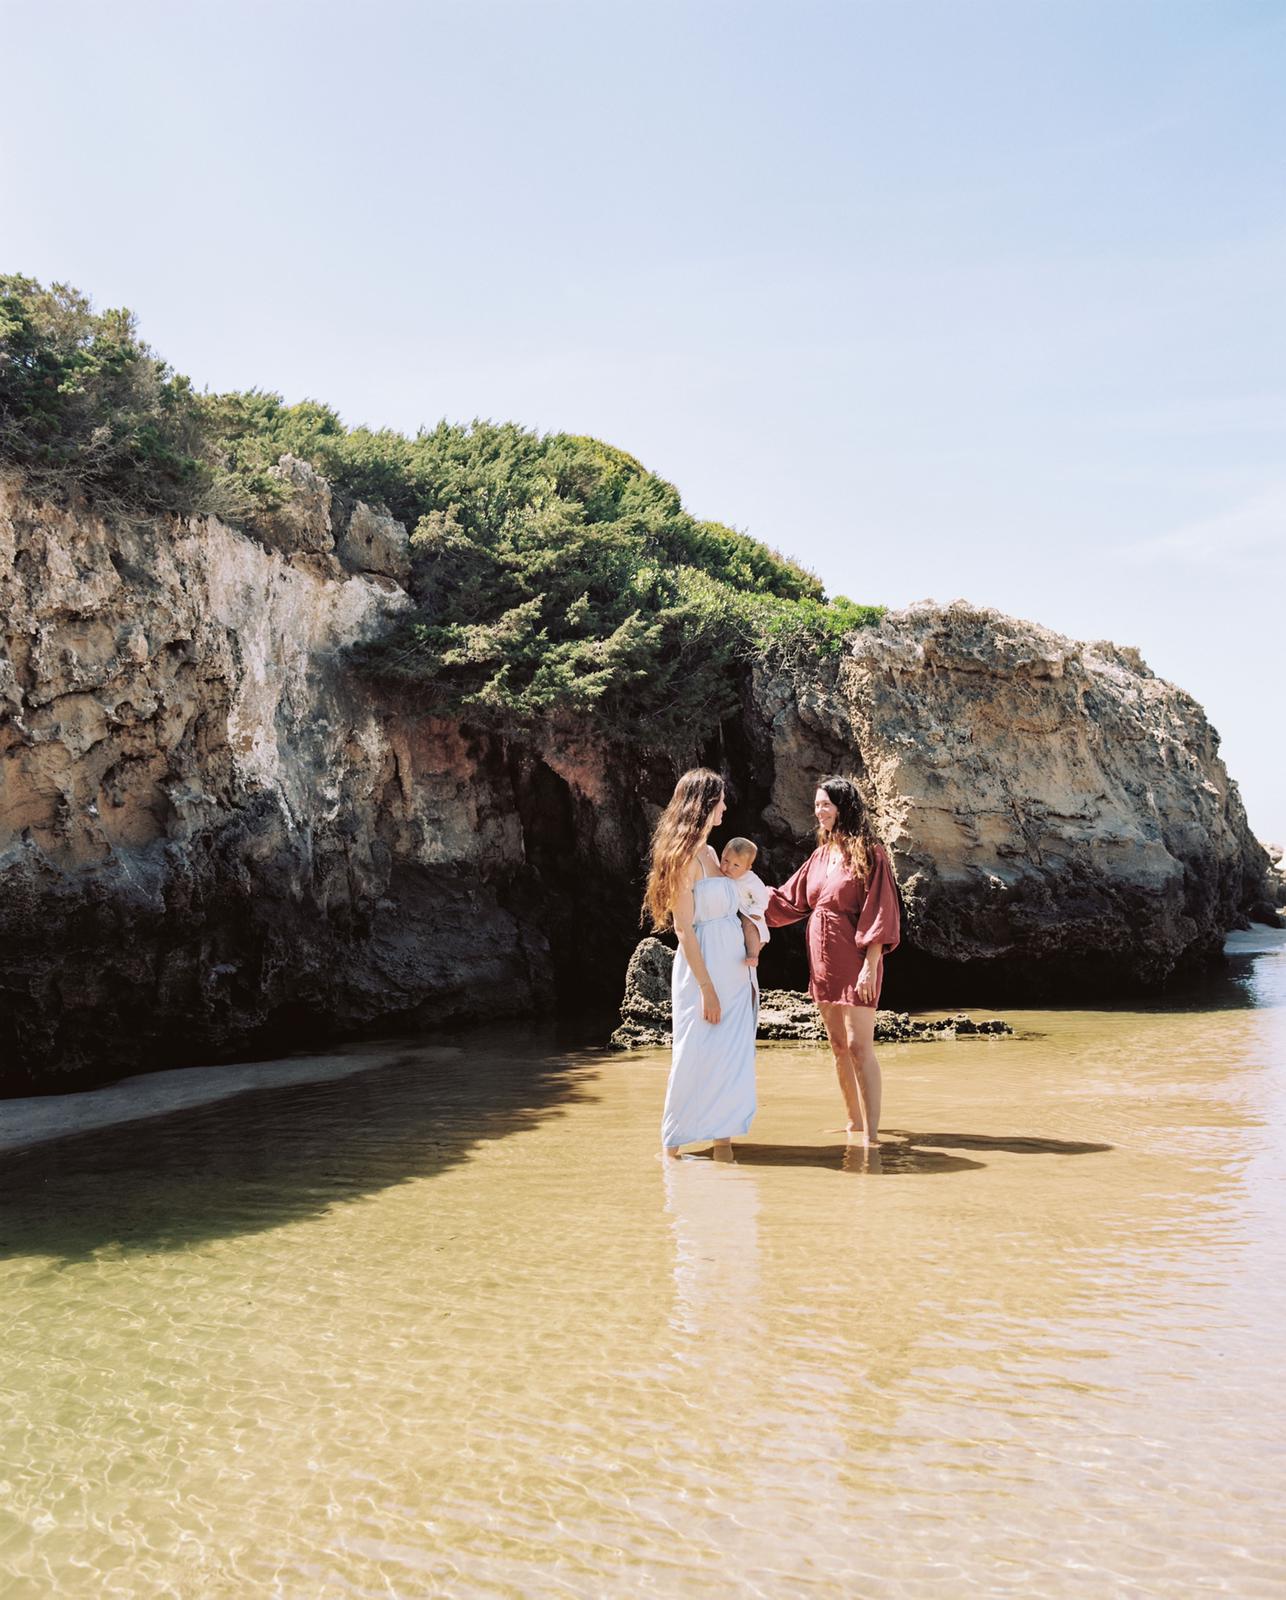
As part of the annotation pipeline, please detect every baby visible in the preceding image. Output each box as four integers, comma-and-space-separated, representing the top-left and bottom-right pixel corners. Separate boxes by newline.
720, 837, 771, 967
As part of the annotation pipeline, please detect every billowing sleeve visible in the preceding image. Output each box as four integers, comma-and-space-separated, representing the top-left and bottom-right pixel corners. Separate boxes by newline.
855, 844, 901, 955
765, 853, 815, 928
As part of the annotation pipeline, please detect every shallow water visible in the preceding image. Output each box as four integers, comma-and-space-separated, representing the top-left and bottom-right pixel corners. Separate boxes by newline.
2, 946, 1285, 1598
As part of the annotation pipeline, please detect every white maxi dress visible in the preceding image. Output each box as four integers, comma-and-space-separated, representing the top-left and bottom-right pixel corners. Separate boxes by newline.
661, 857, 758, 1149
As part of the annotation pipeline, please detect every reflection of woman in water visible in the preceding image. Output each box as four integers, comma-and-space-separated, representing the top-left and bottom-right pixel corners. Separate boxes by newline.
663, 1157, 761, 1339
644, 768, 758, 1159
765, 777, 900, 1147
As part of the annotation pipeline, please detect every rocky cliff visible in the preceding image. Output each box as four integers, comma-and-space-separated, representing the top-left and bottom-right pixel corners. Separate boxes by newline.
0, 469, 551, 1089
0, 471, 1270, 1088
743, 608, 1270, 996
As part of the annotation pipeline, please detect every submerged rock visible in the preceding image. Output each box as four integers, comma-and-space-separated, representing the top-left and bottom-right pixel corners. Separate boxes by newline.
608, 938, 1012, 1049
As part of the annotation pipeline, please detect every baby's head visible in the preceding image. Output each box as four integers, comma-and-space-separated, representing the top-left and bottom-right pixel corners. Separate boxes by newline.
719, 837, 758, 880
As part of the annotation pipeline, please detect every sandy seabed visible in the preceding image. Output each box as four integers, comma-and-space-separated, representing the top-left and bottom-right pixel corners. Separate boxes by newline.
1, 933, 1284, 1596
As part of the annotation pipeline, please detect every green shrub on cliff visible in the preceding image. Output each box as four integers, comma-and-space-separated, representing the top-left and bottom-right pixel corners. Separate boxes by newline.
351, 479, 757, 744
0, 275, 884, 749
193, 389, 429, 525
346, 424, 883, 745
0, 276, 224, 518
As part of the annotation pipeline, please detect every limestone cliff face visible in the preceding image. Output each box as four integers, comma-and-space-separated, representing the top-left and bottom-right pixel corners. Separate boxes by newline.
747, 605, 1268, 995
0, 470, 556, 1089
0, 475, 1270, 1087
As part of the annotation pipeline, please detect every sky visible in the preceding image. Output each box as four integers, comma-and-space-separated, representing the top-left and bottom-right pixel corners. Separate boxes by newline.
4, 0, 1284, 839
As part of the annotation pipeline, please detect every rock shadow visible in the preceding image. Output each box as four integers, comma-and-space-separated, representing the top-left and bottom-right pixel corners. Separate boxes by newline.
0, 1041, 596, 1263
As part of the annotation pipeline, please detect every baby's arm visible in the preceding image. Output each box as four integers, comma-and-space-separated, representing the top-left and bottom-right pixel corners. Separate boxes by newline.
743, 872, 772, 947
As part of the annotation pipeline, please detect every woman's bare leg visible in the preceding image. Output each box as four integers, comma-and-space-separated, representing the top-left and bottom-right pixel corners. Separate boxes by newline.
841, 1004, 881, 1145
819, 1002, 863, 1131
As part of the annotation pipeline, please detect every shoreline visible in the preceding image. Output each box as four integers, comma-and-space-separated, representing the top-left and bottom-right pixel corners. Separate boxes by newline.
3, 927, 1282, 1157
0, 1043, 459, 1157
1224, 925, 1286, 955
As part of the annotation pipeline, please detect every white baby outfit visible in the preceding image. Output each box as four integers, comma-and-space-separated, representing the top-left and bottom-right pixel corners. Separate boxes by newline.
730, 869, 771, 945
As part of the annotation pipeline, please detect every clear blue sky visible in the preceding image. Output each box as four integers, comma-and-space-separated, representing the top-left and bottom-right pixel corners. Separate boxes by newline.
5, 0, 1284, 840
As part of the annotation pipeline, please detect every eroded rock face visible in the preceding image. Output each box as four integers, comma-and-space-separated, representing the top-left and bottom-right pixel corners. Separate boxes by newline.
749, 603, 1268, 996
254, 454, 337, 561
1249, 841, 1285, 926
0, 476, 548, 1089
336, 501, 411, 586
607, 937, 675, 1050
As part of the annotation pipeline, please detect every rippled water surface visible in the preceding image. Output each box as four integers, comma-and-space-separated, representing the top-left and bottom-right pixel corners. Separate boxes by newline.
3, 945, 1285, 1598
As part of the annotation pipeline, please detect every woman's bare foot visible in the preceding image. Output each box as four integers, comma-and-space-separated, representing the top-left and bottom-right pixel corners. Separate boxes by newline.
712, 1137, 735, 1163
827, 1125, 880, 1147
663, 1146, 683, 1160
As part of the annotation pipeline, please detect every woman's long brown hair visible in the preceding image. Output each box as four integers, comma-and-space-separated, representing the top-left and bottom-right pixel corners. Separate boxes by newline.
642, 768, 726, 931
816, 775, 879, 882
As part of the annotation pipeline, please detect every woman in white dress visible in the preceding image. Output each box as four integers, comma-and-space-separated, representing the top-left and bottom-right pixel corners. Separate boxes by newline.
642, 768, 759, 1159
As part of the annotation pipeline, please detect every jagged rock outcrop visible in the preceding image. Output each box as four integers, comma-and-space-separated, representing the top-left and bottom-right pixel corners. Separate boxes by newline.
607, 937, 675, 1049
608, 937, 1012, 1048
0, 473, 1268, 1088
337, 500, 411, 586
1248, 841, 1285, 926
746, 604, 1268, 997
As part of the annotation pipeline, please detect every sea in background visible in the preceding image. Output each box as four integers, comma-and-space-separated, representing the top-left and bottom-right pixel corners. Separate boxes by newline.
2, 932, 1284, 1597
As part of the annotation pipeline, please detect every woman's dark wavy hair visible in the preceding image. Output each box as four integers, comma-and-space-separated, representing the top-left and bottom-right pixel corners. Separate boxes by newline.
815, 774, 878, 880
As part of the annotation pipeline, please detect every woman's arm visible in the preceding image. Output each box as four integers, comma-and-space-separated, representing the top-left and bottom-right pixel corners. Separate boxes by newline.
854, 845, 900, 1003
673, 868, 721, 1024
854, 844, 901, 956
855, 943, 883, 1005
764, 853, 815, 928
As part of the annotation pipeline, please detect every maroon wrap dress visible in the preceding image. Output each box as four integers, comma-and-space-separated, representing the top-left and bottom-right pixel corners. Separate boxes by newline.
764, 843, 901, 1008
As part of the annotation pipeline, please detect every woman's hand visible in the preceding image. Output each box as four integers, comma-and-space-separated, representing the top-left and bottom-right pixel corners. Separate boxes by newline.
857, 940, 876, 1004
701, 984, 722, 1025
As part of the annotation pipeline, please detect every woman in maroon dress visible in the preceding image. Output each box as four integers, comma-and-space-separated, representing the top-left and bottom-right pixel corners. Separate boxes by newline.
765, 776, 901, 1146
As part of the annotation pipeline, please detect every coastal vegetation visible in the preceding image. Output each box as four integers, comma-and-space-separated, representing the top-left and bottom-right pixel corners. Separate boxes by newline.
0, 275, 883, 747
